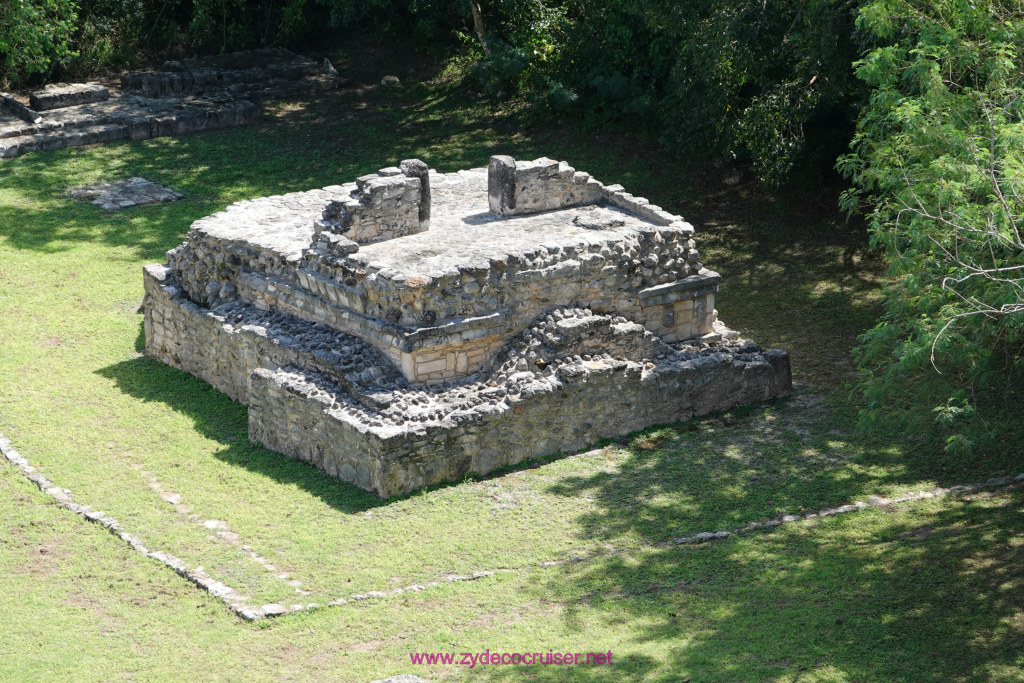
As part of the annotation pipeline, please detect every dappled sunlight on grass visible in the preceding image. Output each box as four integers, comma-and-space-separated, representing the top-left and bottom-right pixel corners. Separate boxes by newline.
487, 488, 1024, 682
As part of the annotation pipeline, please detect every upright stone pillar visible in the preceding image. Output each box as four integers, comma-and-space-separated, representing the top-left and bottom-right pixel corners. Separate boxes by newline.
488, 155, 517, 216
400, 158, 431, 230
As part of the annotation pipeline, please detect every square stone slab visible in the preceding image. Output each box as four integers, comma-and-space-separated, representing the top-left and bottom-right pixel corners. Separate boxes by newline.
68, 177, 183, 210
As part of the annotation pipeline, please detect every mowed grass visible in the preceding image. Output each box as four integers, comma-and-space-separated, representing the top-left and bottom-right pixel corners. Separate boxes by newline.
1, 69, 1023, 681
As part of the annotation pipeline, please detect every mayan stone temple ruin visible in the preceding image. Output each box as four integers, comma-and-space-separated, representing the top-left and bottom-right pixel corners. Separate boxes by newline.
143, 156, 792, 497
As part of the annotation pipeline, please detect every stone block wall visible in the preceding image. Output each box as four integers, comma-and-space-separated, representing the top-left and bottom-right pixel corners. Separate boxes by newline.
143, 264, 402, 404
0, 93, 41, 124
237, 244, 718, 384
29, 83, 109, 111
310, 222, 701, 329
146, 257, 792, 498
396, 333, 508, 385
120, 47, 324, 97
488, 155, 604, 216
167, 225, 301, 309
487, 155, 690, 228
167, 197, 715, 384
166, 186, 352, 308
314, 159, 429, 246
159, 161, 720, 385
248, 340, 792, 498
636, 272, 721, 342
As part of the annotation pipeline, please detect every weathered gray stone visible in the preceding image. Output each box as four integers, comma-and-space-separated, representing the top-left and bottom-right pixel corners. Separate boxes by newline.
488, 154, 517, 215
143, 157, 791, 497
0, 93, 41, 124
0, 48, 346, 159
488, 155, 605, 216
400, 158, 431, 227
68, 177, 182, 210
29, 83, 109, 110
317, 164, 426, 245
121, 47, 344, 97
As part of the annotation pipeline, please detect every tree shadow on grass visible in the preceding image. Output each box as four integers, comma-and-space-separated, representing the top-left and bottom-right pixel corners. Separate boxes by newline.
95, 354, 389, 515
543, 396, 921, 547
541, 385, 1024, 555
0, 87, 516, 256
461, 380, 1024, 681
0, 199, 202, 260
474, 486, 1024, 682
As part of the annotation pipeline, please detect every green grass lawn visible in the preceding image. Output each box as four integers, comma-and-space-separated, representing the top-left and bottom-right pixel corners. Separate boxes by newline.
1, 72, 1022, 681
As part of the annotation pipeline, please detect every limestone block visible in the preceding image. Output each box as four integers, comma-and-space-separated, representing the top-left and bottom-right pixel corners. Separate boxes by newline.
488, 155, 517, 215
0, 93, 41, 124
400, 158, 431, 228
29, 83, 109, 111
319, 161, 430, 244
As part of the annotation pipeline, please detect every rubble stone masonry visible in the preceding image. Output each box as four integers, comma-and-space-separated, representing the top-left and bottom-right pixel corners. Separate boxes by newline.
144, 156, 791, 496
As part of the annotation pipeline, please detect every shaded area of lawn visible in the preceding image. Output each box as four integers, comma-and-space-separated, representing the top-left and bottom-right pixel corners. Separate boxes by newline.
96, 354, 385, 515
477, 487, 1024, 682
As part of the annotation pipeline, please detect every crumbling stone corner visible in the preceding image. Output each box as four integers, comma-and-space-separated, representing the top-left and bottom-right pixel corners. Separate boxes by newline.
400, 158, 431, 229
315, 159, 431, 244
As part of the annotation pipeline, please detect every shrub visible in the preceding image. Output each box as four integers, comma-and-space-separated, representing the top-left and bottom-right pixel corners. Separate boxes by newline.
0, 0, 80, 87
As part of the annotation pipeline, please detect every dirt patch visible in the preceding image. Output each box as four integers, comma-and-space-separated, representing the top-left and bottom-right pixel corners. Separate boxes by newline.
16, 537, 73, 578
346, 639, 383, 653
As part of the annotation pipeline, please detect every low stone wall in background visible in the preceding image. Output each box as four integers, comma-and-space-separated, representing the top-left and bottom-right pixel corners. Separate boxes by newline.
29, 83, 109, 111
0, 48, 346, 159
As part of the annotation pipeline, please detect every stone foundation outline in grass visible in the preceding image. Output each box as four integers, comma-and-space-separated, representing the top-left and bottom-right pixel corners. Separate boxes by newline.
5, 430, 1021, 622
68, 177, 183, 211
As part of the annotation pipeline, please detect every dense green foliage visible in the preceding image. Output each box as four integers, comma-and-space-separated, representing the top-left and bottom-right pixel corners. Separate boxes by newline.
0, 0, 330, 86
380, 0, 865, 186
840, 0, 1024, 454
0, 0, 80, 84
515, 0, 863, 186
1, 1, 864, 186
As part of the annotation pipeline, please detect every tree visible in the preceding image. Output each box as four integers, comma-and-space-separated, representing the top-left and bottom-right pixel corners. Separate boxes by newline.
839, 0, 1024, 454
0, 0, 79, 87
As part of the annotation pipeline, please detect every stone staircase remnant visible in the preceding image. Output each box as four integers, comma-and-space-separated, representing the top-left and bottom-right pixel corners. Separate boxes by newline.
29, 83, 109, 110
0, 48, 347, 159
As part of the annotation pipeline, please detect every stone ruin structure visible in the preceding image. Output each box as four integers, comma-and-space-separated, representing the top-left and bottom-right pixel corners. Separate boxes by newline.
0, 48, 344, 159
143, 156, 791, 497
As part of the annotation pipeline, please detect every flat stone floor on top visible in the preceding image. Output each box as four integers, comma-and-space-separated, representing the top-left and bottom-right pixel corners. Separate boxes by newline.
354, 168, 662, 279
192, 186, 350, 260
191, 167, 666, 276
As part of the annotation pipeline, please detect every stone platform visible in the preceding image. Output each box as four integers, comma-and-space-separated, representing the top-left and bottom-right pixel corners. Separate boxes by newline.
0, 48, 345, 159
144, 156, 791, 497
